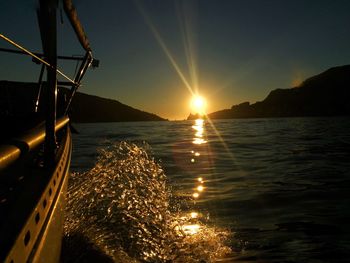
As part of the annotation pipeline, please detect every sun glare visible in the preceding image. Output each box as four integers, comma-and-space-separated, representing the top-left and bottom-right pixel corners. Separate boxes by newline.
191, 95, 207, 115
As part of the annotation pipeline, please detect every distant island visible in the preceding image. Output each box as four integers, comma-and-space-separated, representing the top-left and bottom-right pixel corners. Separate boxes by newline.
189, 65, 350, 120
0, 81, 166, 123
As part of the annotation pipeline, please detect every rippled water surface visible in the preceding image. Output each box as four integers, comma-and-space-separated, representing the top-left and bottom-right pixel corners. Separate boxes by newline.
63, 117, 350, 262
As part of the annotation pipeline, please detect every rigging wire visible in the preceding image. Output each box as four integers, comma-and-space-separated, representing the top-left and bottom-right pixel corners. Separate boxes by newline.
0, 33, 77, 85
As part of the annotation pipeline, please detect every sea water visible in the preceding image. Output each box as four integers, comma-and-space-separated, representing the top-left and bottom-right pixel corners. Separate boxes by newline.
62, 117, 350, 262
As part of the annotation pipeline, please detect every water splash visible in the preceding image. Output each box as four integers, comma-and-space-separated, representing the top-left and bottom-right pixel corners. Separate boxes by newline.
63, 141, 231, 262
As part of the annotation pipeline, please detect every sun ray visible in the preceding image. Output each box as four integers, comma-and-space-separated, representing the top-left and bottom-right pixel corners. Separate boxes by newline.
135, 1, 245, 178
175, 0, 199, 94
204, 115, 247, 178
135, 1, 194, 96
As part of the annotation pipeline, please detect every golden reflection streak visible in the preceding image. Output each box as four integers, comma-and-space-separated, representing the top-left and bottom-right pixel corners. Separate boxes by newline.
195, 131, 203, 138
192, 124, 204, 133
192, 118, 207, 145
193, 138, 206, 145
190, 211, 198, 218
193, 116, 244, 181
175, 212, 202, 236
194, 118, 204, 125
135, 1, 194, 96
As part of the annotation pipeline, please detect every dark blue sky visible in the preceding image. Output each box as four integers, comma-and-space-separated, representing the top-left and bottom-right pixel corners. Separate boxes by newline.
1, 0, 350, 119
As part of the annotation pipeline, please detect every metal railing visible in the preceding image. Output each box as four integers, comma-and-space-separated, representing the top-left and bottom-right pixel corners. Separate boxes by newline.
0, 34, 98, 115
0, 116, 70, 171
0, 0, 98, 169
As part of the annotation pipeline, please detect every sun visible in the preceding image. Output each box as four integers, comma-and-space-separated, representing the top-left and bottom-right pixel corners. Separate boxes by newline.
191, 95, 207, 115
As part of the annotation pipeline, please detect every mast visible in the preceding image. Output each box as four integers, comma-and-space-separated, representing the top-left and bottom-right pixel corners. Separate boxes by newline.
38, 0, 58, 167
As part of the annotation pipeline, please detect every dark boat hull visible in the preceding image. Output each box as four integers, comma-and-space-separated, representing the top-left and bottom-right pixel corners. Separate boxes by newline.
0, 128, 72, 263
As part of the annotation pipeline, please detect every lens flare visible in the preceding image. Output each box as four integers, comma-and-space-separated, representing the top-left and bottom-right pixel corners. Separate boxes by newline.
191, 95, 207, 115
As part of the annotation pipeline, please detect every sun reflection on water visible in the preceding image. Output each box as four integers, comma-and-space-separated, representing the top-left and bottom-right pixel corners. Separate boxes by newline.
189, 118, 209, 202
190, 211, 198, 218
174, 211, 202, 236
192, 119, 207, 145
193, 138, 206, 145
183, 224, 201, 235
169, 209, 231, 260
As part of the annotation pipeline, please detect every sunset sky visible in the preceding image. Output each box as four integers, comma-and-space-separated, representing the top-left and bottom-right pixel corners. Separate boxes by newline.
1, 0, 350, 119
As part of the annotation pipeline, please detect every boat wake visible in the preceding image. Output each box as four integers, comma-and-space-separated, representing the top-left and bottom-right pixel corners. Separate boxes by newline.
62, 141, 231, 262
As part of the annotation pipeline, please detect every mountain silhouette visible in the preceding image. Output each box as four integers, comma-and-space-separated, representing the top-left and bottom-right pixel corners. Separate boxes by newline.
202, 65, 350, 120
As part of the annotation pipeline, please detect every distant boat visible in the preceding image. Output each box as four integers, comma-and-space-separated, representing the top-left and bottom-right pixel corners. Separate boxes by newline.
0, 1, 98, 262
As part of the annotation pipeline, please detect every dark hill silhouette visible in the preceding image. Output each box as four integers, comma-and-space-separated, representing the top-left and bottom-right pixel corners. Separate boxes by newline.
204, 65, 350, 120
70, 92, 166, 122
0, 80, 166, 123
